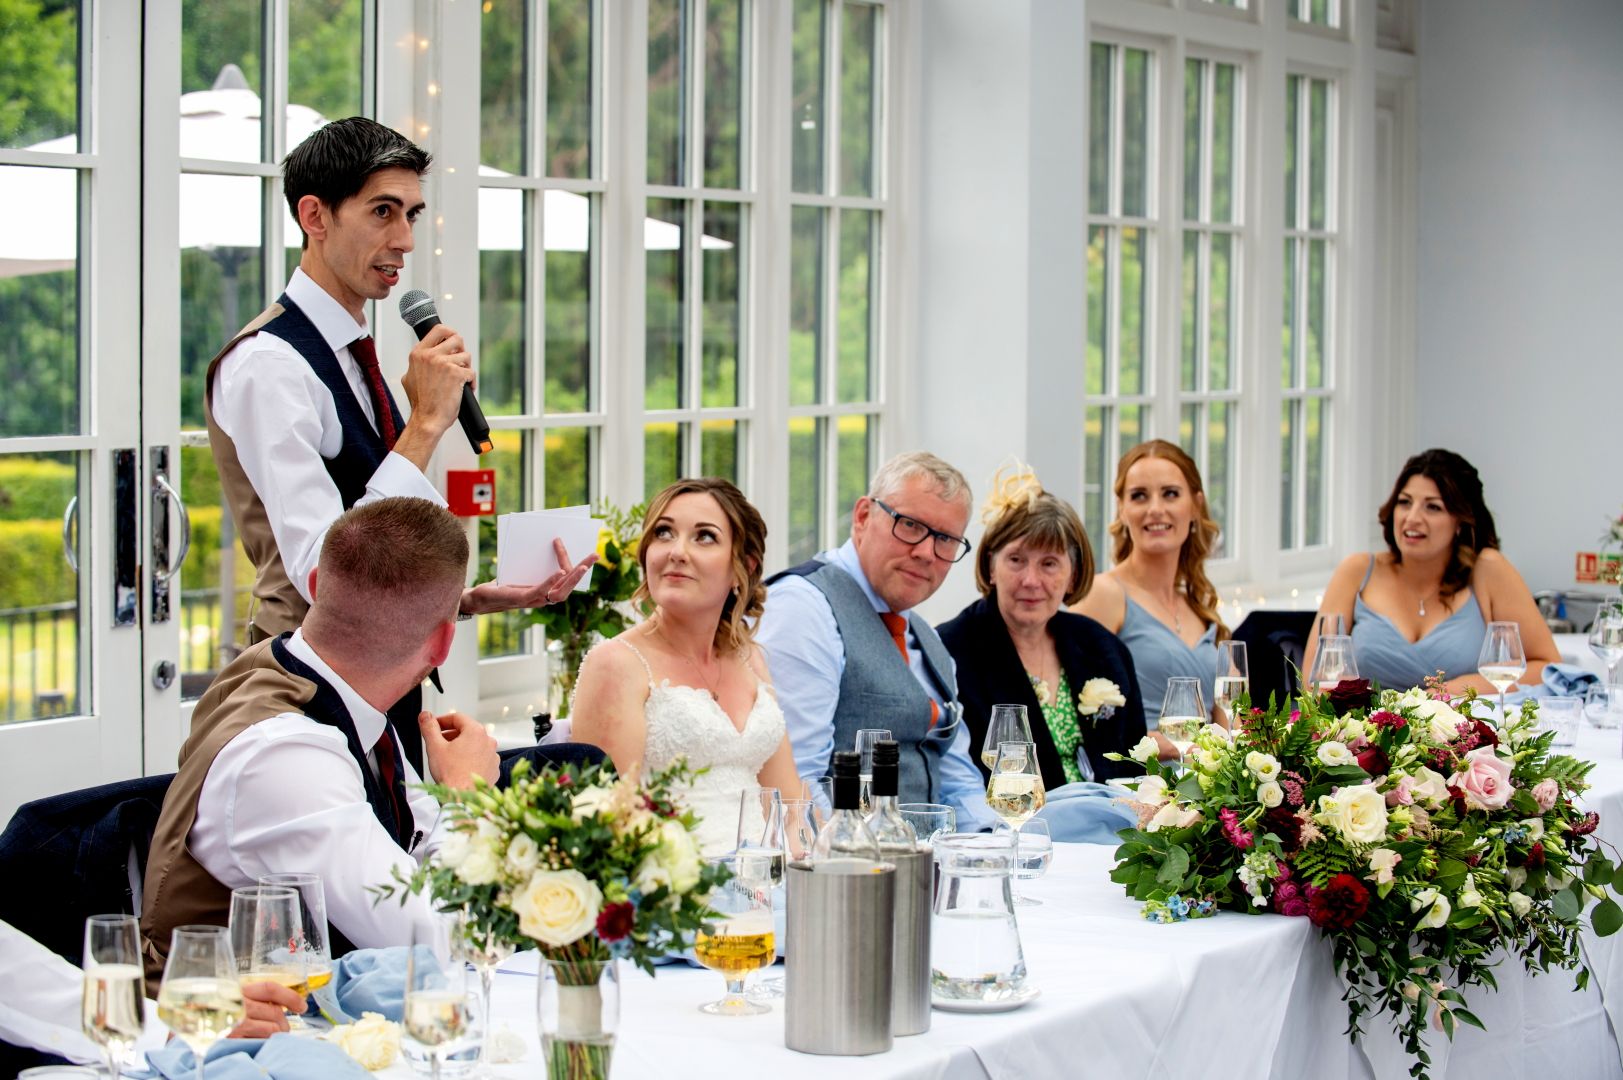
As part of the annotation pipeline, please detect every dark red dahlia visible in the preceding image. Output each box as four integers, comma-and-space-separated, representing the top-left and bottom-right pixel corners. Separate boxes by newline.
1466, 718, 1499, 748
1525, 841, 1546, 869
1261, 806, 1305, 852
1368, 710, 1406, 730
595, 901, 636, 942
1354, 743, 1390, 777
1326, 679, 1375, 716
1307, 873, 1371, 932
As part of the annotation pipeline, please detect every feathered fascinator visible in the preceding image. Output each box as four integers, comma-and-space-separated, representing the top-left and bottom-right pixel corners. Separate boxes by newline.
981, 461, 1044, 526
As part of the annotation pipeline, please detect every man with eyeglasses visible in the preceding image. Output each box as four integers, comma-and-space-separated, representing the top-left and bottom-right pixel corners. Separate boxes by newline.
758, 452, 997, 829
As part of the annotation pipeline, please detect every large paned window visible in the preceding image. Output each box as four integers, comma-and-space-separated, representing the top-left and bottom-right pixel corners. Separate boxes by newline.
477, 0, 602, 659
643, 0, 751, 500
785, 0, 885, 565
1083, 40, 1154, 547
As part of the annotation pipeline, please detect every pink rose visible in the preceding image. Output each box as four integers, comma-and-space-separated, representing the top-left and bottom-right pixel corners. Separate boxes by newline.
1531, 778, 1559, 812
1385, 776, 1415, 807
1448, 747, 1514, 812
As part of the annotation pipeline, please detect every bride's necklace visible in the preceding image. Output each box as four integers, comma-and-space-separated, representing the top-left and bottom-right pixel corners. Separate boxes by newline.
653, 623, 721, 700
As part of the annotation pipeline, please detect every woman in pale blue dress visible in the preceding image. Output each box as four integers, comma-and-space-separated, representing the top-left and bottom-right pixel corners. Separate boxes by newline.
1305, 449, 1558, 695
1072, 440, 1225, 759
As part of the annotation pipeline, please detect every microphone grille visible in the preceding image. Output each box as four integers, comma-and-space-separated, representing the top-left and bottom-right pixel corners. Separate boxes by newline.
398, 289, 436, 327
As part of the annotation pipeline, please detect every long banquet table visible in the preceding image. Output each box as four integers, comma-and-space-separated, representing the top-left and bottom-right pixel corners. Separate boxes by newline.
382, 724, 1623, 1080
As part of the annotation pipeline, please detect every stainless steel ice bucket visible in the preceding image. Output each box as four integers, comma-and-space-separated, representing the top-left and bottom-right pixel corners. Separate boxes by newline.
784, 858, 896, 1056
888, 846, 932, 1036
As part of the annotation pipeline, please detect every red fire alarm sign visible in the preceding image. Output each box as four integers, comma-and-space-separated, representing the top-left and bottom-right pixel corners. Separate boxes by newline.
448, 469, 496, 517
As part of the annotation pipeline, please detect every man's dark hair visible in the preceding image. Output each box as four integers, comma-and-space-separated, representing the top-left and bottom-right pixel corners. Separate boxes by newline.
282, 117, 431, 246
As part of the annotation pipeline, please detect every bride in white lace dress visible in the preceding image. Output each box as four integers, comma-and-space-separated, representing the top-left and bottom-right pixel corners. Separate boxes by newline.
571, 479, 800, 856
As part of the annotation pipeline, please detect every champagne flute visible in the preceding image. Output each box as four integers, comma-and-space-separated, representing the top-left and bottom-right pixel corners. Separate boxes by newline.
1158, 677, 1208, 762
82, 914, 144, 1080
734, 786, 785, 886
1588, 599, 1623, 688
257, 873, 331, 1031
450, 907, 515, 1079
980, 704, 1034, 770
1214, 640, 1249, 730
985, 741, 1045, 829
157, 926, 245, 1080
853, 729, 892, 813
898, 802, 956, 843
229, 885, 308, 1020
1478, 621, 1527, 723
1307, 635, 1358, 693
1012, 818, 1054, 907
695, 852, 776, 1016
404, 916, 472, 1080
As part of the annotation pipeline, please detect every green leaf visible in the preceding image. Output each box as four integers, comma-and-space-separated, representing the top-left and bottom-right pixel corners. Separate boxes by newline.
1175, 773, 1205, 802
1553, 885, 1582, 922
1584, 855, 1612, 886
1611, 862, 1623, 894
1157, 845, 1191, 887
1452, 1008, 1485, 1031
1591, 897, 1623, 937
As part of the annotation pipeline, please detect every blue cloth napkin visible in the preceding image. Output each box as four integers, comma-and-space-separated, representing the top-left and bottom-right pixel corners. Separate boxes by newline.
1543, 662, 1599, 697
325, 946, 414, 1023
1034, 781, 1139, 844
136, 1033, 369, 1080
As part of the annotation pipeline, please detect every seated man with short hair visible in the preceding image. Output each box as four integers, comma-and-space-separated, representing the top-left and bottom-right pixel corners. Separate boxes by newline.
141, 497, 498, 984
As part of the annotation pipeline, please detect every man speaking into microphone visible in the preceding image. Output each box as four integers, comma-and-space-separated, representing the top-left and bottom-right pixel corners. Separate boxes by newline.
204, 117, 591, 763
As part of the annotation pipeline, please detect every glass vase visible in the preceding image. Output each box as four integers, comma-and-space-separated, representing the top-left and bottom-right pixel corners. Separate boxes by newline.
537, 957, 618, 1080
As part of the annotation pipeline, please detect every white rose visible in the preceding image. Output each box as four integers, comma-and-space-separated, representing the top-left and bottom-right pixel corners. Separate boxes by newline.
1317, 741, 1355, 767
570, 784, 616, 822
1411, 888, 1452, 930
333, 1012, 401, 1071
1129, 735, 1160, 764
1135, 774, 1171, 807
1367, 847, 1401, 885
1520, 817, 1545, 842
1257, 781, 1284, 808
1408, 766, 1451, 809
1246, 752, 1282, 783
1320, 785, 1389, 844
512, 869, 603, 947
435, 828, 471, 872
1504, 867, 1528, 891
1508, 891, 1532, 917
1078, 678, 1127, 715
1458, 874, 1483, 909
456, 843, 501, 886
1414, 699, 1467, 745
504, 833, 541, 878
636, 819, 704, 895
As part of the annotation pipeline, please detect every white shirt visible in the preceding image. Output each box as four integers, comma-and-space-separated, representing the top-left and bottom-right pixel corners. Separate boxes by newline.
0, 918, 166, 1064
189, 630, 442, 950
211, 268, 445, 605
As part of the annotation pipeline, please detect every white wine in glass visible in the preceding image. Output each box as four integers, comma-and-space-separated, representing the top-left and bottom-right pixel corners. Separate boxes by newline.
1588, 600, 1623, 687
1214, 640, 1249, 728
82, 914, 144, 1080
157, 925, 245, 1080
1477, 621, 1526, 722
986, 741, 1045, 828
404, 916, 471, 1080
1159, 677, 1209, 761
980, 705, 1033, 770
258, 873, 334, 1004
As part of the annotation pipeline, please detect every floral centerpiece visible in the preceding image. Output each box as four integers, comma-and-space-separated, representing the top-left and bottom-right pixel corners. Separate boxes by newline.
1597, 504, 1623, 585
378, 759, 726, 1080
1108, 680, 1623, 1078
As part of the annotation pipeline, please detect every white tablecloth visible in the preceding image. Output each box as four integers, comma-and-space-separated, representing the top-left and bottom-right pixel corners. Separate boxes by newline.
379, 726, 1623, 1080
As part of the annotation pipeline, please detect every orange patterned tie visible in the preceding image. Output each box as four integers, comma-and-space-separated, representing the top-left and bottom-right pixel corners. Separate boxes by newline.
879, 612, 940, 728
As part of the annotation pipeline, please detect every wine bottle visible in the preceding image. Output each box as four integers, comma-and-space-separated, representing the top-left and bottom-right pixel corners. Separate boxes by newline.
865, 739, 918, 851
810, 750, 881, 861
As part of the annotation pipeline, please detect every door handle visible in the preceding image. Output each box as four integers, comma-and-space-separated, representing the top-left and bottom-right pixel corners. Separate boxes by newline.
150, 446, 192, 623
61, 495, 79, 573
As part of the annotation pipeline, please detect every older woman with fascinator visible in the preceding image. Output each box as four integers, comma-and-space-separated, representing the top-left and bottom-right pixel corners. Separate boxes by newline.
1072, 440, 1226, 757
1305, 449, 1558, 694
937, 466, 1147, 792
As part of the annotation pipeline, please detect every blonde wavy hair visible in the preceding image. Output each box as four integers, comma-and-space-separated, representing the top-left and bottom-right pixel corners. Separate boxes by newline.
974, 463, 1095, 607
632, 478, 768, 656
1108, 440, 1228, 641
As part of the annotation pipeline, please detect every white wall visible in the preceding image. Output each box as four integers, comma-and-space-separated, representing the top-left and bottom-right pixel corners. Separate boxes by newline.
1417, 0, 1623, 594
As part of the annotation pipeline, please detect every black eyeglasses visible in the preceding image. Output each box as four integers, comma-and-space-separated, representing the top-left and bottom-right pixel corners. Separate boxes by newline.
871, 499, 972, 563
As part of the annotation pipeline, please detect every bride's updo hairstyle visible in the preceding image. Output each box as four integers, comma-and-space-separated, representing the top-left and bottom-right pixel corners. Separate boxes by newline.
633, 477, 768, 656
1378, 448, 1500, 605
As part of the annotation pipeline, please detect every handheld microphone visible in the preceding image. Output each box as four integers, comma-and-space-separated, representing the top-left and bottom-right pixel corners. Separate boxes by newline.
398, 289, 492, 455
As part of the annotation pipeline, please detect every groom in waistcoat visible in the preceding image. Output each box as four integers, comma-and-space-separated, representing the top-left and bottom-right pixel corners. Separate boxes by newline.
758, 452, 997, 831
204, 117, 590, 771
140, 498, 499, 989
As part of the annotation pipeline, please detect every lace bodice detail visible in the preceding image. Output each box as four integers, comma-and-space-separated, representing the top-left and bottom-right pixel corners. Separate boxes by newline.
599, 639, 786, 856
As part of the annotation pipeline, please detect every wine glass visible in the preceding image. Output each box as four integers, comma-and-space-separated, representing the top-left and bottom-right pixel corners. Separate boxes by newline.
157, 926, 246, 1080
228, 885, 308, 1026
853, 729, 892, 813
695, 852, 776, 1016
1214, 640, 1249, 730
1478, 621, 1527, 723
734, 786, 785, 884
257, 873, 331, 1031
404, 916, 472, 1080
450, 907, 515, 1078
780, 799, 819, 861
82, 914, 144, 1080
980, 705, 1034, 770
1588, 599, 1623, 688
985, 741, 1045, 830
1158, 677, 1208, 762
1012, 818, 1054, 907
1307, 635, 1359, 692
1314, 613, 1347, 640
898, 802, 957, 843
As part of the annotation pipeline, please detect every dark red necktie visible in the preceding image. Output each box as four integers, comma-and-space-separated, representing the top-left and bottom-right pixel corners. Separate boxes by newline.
372, 732, 411, 842
350, 336, 399, 449
880, 612, 940, 728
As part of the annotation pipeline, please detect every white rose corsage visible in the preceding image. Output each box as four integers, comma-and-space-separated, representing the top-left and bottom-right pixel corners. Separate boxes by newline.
1077, 677, 1126, 719
1028, 673, 1052, 706
329, 1012, 402, 1071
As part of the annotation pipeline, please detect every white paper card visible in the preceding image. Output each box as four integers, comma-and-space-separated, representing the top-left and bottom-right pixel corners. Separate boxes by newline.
496, 507, 604, 590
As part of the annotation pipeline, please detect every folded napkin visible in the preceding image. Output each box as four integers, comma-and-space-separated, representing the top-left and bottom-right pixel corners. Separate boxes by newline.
325, 946, 414, 1024
1543, 662, 1600, 697
136, 1033, 369, 1080
1034, 781, 1139, 844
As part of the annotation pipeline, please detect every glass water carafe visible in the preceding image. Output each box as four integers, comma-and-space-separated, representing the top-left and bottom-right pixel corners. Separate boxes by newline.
929, 833, 1026, 1002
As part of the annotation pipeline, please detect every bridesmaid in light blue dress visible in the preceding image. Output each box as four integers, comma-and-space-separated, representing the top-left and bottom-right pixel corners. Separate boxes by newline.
1305, 449, 1558, 696
1073, 440, 1228, 755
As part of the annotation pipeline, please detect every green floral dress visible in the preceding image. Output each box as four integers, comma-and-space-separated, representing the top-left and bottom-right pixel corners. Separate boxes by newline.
1035, 671, 1086, 785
